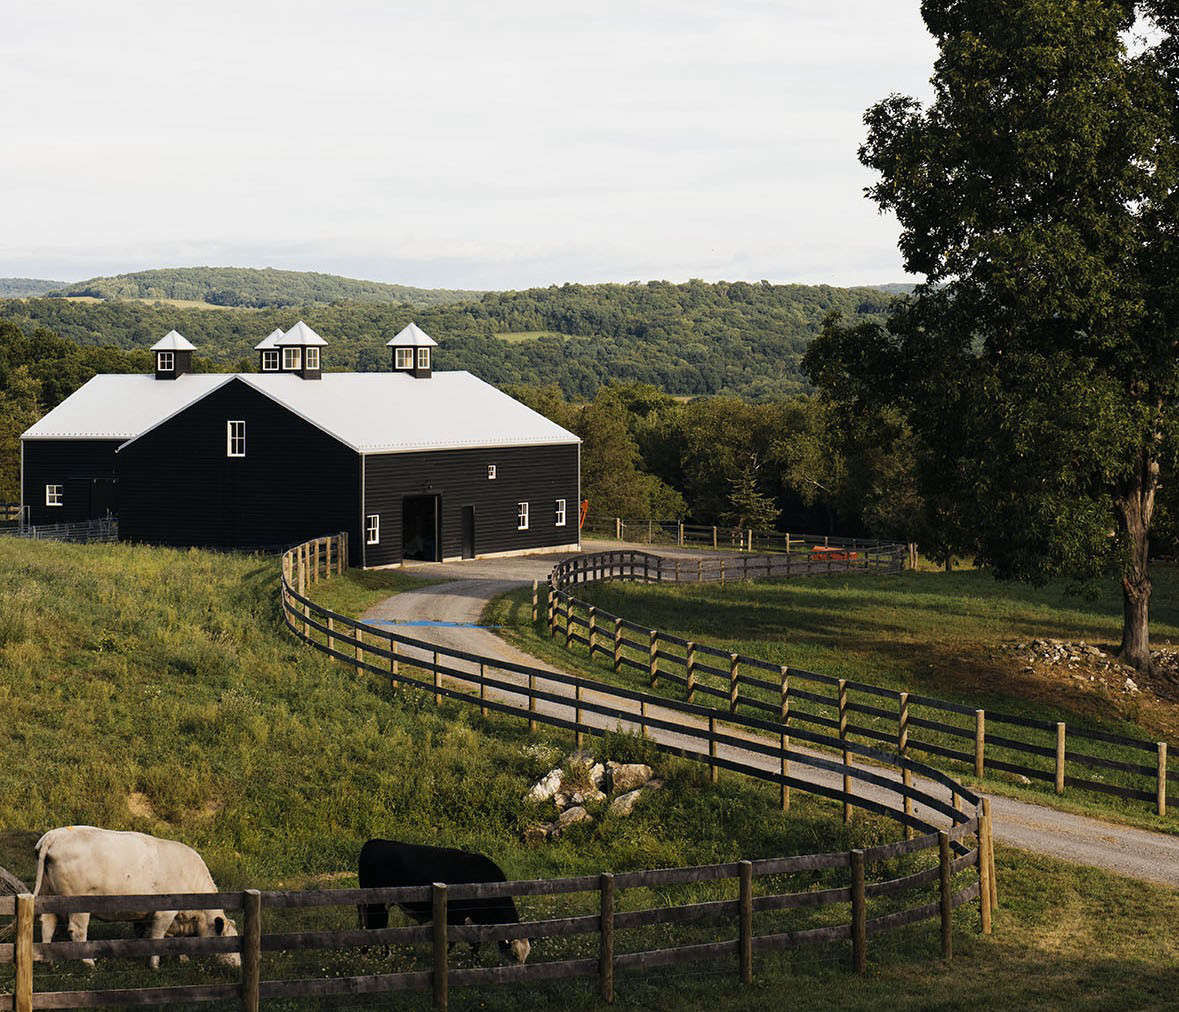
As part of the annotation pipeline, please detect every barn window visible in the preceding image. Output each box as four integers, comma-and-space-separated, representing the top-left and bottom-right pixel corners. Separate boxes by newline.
366, 514, 380, 544
45, 484, 63, 506
487, 465, 497, 480
282, 347, 302, 370
517, 501, 529, 530
555, 498, 566, 526
395, 348, 413, 370
417, 347, 431, 369
226, 420, 246, 457
305, 347, 320, 370
157, 351, 174, 372
261, 350, 279, 371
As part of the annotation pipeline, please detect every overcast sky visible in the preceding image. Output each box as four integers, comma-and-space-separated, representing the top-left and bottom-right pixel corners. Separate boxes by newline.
0, 1, 937, 289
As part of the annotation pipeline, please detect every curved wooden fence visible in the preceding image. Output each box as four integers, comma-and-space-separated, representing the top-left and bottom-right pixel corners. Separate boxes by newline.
0, 534, 995, 1011
547, 551, 1173, 817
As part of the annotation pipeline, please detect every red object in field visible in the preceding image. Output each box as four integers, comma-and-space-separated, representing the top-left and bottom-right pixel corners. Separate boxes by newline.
809, 546, 859, 562
579, 499, 589, 529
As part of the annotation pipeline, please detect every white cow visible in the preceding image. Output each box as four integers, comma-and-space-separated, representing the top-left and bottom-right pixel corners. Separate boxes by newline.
33, 826, 240, 969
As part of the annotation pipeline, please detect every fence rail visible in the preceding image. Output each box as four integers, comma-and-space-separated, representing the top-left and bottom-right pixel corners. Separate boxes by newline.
0, 518, 117, 544
582, 517, 894, 557
545, 550, 1172, 817
0, 533, 994, 1011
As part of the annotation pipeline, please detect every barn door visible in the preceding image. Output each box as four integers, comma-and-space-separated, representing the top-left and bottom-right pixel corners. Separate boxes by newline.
461, 505, 475, 559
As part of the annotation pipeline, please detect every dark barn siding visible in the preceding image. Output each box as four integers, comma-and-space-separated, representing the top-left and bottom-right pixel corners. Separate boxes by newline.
21, 439, 122, 525
363, 443, 579, 567
117, 379, 364, 560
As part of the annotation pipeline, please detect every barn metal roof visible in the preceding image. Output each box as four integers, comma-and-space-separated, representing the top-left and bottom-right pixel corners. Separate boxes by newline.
149, 330, 196, 352
22, 372, 579, 454
276, 320, 328, 346
253, 328, 285, 350
385, 322, 437, 347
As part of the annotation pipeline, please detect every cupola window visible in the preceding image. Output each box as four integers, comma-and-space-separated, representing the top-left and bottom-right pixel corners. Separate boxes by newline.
395, 348, 413, 370
262, 350, 279, 371
417, 347, 431, 370
283, 347, 302, 371
157, 351, 174, 372
305, 347, 320, 370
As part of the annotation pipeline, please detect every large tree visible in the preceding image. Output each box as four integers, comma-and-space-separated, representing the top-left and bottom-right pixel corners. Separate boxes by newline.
806, 1, 1178, 675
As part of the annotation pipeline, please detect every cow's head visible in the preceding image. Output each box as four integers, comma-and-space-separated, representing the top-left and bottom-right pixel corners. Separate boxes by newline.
207, 911, 241, 968
501, 937, 531, 964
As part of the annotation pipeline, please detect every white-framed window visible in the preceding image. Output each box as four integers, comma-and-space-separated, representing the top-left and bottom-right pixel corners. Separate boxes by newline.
227, 420, 246, 457
487, 464, 497, 480
366, 514, 380, 545
282, 347, 302, 370
555, 498, 566, 527
417, 347, 431, 370
395, 348, 413, 370
261, 350, 279, 371
45, 484, 63, 507
157, 351, 174, 372
517, 501, 529, 531
305, 347, 320, 370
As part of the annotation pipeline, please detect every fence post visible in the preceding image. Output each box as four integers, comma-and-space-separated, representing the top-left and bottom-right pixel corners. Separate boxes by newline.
678, 521, 684, 546
938, 831, 952, 960
15, 892, 33, 1012
1055, 722, 1066, 794
599, 873, 615, 1004
720, 558, 726, 586
565, 598, 574, 649
649, 630, 658, 687
549, 587, 558, 638
1158, 742, 1168, 817
433, 650, 441, 706
729, 654, 740, 713
739, 860, 753, 984
479, 662, 488, 718
975, 709, 985, 779
839, 679, 851, 823
355, 627, 364, 677
977, 809, 993, 935
780, 664, 790, 811
241, 888, 262, 1012
390, 635, 399, 677
588, 606, 597, 658
613, 618, 622, 673
432, 883, 448, 1012
697, 558, 703, 582
686, 642, 697, 703
898, 692, 913, 839
850, 849, 866, 974
615, 516, 621, 540
575, 683, 584, 750
983, 796, 998, 909
709, 716, 718, 783
713, 525, 718, 549
326, 615, 334, 654
531, 580, 538, 624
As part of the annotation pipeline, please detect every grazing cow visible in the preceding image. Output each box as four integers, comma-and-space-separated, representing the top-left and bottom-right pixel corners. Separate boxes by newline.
358, 839, 530, 964
33, 826, 240, 969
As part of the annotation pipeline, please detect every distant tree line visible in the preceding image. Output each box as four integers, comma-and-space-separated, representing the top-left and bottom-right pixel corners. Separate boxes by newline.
49, 267, 479, 308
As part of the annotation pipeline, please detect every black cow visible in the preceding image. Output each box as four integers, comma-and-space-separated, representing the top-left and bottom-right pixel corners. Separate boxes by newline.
357, 839, 530, 964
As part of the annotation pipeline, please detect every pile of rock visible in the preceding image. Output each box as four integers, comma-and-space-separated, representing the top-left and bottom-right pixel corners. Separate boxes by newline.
998, 638, 1179, 699
522, 755, 662, 843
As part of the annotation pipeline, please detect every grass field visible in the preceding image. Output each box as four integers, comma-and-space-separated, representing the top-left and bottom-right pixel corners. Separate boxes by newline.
2, 540, 1177, 1009
487, 565, 1179, 831
57, 296, 251, 311
494, 330, 570, 343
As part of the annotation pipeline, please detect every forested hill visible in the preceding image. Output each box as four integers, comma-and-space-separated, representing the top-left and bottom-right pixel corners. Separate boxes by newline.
49, 267, 480, 308
0, 278, 66, 297
1, 280, 897, 399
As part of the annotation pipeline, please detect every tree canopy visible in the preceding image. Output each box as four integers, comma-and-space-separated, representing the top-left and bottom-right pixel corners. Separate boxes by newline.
806, 0, 1179, 675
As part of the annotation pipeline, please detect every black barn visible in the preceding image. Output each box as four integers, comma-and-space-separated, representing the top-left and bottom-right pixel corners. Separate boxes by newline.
21, 323, 581, 566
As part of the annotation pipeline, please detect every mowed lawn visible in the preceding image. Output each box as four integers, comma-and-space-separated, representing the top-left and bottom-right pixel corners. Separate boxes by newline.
1, 539, 1177, 1010
488, 564, 1179, 829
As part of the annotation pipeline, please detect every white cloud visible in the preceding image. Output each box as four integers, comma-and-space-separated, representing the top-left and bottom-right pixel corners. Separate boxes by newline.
0, 1, 936, 287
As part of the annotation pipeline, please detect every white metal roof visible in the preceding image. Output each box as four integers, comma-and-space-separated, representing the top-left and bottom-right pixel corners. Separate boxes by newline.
20, 374, 232, 440
254, 328, 285, 350
386, 322, 438, 348
150, 330, 196, 352
23, 372, 579, 454
276, 320, 328, 346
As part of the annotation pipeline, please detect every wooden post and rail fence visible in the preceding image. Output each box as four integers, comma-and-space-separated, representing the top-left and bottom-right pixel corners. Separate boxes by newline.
1, 533, 997, 1010
545, 550, 1173, 819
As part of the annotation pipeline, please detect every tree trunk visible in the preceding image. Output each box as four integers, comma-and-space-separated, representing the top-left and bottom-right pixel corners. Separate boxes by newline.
1117, 450, 1159, 676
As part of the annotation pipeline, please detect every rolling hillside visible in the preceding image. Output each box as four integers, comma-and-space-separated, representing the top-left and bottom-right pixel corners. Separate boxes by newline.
0, 278, 66, 297
49, 266, 481, 308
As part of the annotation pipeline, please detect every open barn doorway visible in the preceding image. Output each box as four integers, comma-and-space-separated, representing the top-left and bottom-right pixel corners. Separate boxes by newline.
402, 495, 440, 561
